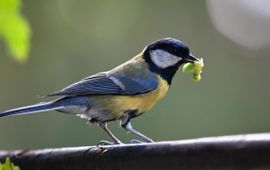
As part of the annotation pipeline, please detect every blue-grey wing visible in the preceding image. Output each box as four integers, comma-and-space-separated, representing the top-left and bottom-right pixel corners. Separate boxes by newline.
48, 71, 158, 96
111, 74, 158, 95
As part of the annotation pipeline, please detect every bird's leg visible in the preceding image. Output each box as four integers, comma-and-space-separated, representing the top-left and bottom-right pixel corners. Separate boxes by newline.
120, 114, 154, 143
98, 122, 123, 145
122, 122, 154, 143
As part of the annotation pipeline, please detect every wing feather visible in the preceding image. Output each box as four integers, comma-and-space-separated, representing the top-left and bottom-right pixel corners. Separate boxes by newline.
49, 55, 159, 97
48, 71, 158, 96
48, 72, 122, 96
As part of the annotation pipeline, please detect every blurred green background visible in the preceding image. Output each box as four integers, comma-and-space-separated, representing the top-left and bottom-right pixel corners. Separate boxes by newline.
0, 0, 270, 150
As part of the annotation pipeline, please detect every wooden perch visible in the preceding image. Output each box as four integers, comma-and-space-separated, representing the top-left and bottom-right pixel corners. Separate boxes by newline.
1, 133, 270, 170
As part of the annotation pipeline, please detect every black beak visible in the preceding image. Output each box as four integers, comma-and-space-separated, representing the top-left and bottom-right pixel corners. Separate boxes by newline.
185, 54, 199, 63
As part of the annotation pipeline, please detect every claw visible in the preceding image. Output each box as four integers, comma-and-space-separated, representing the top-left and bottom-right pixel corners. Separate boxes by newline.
130, 139, 144, 143
97, 140, 114, 147
97, 140, 124, 148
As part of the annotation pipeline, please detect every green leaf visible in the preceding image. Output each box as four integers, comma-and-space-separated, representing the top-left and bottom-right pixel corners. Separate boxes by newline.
0, 157, 20, 170
0, 0, 20, 13
0, 0, 31, 63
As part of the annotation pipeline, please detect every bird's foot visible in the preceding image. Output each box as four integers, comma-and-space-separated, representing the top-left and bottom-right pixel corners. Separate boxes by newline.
97, 140, 124, 148
130, 139, 154, 144
130, 139, 143, 143
97, 140, 114, 147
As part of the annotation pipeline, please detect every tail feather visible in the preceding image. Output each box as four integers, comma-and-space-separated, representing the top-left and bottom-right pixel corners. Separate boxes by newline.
0, 102, 64, 117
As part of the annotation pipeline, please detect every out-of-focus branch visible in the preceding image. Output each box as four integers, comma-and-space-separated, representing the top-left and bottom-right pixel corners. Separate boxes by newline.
1, 133, 270, 170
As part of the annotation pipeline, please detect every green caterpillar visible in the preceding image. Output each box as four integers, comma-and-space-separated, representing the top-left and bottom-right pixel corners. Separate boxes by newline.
182, 58, 204, 81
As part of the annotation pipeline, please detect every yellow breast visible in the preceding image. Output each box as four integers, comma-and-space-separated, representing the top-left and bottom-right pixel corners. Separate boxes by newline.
108, 75, 169, 118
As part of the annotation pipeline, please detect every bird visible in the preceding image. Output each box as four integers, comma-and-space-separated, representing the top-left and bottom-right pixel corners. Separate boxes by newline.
0, 38, 199, 145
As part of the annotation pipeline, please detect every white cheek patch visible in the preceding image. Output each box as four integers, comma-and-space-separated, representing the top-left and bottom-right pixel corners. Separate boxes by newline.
150, 49, 182, 68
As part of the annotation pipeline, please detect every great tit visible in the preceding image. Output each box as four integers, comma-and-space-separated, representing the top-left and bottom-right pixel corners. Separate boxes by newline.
0, 38, 199, 144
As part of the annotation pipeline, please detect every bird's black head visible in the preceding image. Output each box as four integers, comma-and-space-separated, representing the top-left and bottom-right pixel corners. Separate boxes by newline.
143, 38, 198, 84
